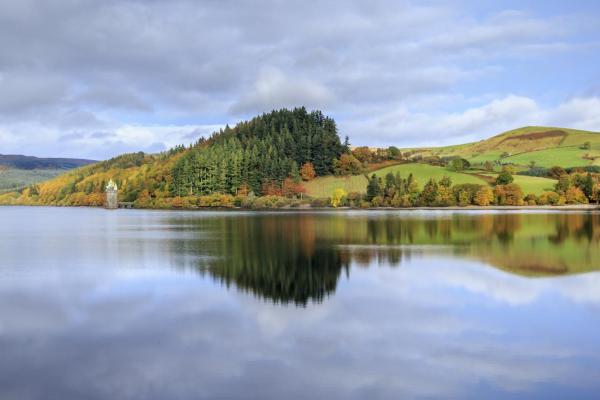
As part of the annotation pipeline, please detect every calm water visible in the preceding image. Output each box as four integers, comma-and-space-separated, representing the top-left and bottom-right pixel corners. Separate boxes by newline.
1, 207, 600, 399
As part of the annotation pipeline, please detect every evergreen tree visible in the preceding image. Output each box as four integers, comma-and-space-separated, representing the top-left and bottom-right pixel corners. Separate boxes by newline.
366, 174, 382, 201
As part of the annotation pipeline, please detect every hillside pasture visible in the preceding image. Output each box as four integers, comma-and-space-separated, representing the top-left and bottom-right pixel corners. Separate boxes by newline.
304, 163, 488, 198
504, 146, 600, 168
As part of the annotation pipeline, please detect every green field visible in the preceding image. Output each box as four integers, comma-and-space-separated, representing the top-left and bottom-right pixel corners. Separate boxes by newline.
504, 145, 600, 168
413, 126, 600, 168
512, 175, 557, 194
473, 172, 556, 195
305, 163, 487, 198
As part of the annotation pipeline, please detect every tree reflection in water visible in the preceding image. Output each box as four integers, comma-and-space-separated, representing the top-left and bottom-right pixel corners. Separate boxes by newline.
171, 212, 600, 305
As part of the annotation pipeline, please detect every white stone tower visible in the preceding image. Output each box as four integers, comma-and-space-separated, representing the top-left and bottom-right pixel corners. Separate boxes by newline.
105, 179, 118, 209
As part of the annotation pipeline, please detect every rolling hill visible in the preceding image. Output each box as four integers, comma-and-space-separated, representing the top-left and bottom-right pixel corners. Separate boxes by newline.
0, 154, 96, 193
1, 120, 598, 206
305, 126, 599, 198
422, 126, 600, 167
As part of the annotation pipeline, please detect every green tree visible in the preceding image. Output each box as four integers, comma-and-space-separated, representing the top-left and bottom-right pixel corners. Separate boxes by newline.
495, 170, 513, 185
366, 174, 383, 201
420, 178, 439, 206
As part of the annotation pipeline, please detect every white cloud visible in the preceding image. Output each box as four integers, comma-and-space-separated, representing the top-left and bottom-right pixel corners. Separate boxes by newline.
345, 95, 600, 147
0, 0, 597, 158
230, 67, 335, 115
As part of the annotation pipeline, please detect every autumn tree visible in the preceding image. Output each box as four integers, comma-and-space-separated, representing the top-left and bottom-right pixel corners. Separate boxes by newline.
300, 162, 316, 181
333, 153, 363, 176
420, 178, 439, 206
494, 184, 524, 206
330, 188, 347, 208
474, 186, 494, 206
565, 186, 588, 204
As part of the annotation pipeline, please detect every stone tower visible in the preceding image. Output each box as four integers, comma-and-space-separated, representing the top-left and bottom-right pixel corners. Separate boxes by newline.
105, 179, 118, 209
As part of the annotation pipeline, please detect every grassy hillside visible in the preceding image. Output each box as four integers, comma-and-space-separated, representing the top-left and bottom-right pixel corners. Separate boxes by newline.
426, 126, 600, 167
305, 163, 488, 198
1, 123, 594, 207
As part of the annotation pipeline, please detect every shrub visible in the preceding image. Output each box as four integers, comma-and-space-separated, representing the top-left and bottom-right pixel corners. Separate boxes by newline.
524, 193, 538, 205
359, 200, 372, 208
538, 191, 560, 206
198, 193, 235, 208
346, 191, 363, 207
494, 184, 524, 206
252, 195, 291, 209
310, 198, 330, 208
370, 195, 384, 207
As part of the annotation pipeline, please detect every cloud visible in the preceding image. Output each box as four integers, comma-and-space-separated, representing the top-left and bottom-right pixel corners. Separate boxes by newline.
230, 67, 335, 115
0, 0, 598, 158
344, 95, 600, 147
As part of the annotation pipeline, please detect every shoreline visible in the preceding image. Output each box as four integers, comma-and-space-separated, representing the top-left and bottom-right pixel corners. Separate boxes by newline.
2, 204, 600, 212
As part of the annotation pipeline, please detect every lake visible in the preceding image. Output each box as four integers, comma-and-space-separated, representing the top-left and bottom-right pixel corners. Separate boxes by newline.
1, 207, 600, 399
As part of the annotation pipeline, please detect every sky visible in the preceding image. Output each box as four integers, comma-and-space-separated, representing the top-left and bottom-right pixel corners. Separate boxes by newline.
0, 0, 599, 160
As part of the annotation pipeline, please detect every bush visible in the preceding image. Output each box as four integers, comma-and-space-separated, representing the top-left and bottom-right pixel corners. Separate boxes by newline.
198, 193, 235, 208
252, 196, 291, 209
538, 191, 560, 206
524, 193, 538, 205
310, 198, 330, 208
370, 195, 384, 207
346, 191, 363, 207
359, 200, 372, 208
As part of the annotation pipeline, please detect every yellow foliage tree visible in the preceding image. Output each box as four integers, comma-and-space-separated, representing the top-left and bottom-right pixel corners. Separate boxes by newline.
474, 186, 494, 206
330, 188, 347, 208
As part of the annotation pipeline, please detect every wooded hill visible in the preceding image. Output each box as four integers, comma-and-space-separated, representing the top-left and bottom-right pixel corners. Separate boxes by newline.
2, 110, 600, 208
0, 154, 95, 170
0, 108, 345, 207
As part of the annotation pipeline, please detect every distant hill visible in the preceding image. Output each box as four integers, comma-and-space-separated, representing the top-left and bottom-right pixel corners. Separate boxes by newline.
0, 155, 97, 193
0, 154, 96, 170
1, 121, 599, 206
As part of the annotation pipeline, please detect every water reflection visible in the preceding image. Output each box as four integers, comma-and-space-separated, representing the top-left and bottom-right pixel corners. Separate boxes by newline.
165, 212, 600, 304
1, 208, 600, 399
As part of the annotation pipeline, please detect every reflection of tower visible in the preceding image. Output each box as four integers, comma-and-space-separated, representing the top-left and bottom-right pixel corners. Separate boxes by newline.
105, 179, 118, 209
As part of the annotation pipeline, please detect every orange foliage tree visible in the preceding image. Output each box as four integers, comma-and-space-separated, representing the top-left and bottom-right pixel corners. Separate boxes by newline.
300, 162, 316, 181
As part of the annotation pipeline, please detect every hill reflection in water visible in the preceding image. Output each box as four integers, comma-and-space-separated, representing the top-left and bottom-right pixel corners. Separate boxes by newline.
167, 211, 600, 305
